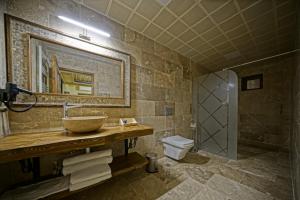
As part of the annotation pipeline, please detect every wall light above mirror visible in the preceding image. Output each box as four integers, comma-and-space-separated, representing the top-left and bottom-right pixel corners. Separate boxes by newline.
58, 16, 111, 38
5, 14, 131, 107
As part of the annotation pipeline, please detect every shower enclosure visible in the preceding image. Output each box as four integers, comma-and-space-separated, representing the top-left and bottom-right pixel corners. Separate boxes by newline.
192, 70, 238, 159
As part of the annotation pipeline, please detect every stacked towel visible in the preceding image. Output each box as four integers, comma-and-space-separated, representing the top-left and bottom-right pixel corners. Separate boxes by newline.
63, 156, 113, 175
62, 149, 113, 191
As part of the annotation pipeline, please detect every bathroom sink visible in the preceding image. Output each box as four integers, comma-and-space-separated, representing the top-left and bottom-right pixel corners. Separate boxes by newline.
62, 116, 107, 133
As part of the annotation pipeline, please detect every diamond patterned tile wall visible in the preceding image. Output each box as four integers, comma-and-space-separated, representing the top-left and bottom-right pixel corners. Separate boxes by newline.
196, 70, 237, 158
79, 0, 297, 71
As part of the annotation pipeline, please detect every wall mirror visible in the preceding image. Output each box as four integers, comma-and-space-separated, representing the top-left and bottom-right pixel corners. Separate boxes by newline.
5, 14, 131, 107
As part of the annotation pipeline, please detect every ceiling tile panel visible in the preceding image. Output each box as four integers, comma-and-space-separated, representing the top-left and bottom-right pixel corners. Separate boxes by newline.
202, 49, 218, 58
225, 25, 248, 39
185, 49, 198, 57
211, 1, 238, 23
236, 0, 259, 10
118, 0, 139, 9
188, 37, 205, 49
232, 34, 254, 48
167, 39, 184, 49
274, 0, 291, 6
219, 15, 244, 32
136, 0, 162, 20
255, 32, 276, 42
201, 0, 226, 13
177, 45, 192, 56
181, 5, 206, 26
201, 27, 222, 41
127, 14, 149, 32
208, 34, 227, 46
108, 0, 132, 24
192, 17, 215, 34
153, 9, 176, 28
178, 30, 197, 42
242, 0, 273, 21
143, 23, 163, 38
84, 0, 110, 14
215, 42, 236, 55
167, 20, 188, 36
167, 0, 195, 16
192, 54, 205, 62
82, 0, 297, 72
197, 43, 213, 54
156, 31, 173, 44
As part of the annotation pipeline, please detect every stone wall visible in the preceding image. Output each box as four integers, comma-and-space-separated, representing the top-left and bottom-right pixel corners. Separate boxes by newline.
0, 0, 208, 191
233, 56, 294, 150
0, 0, 6, 88
291, 2, 300, 199
3, 0, 208, 150
292, 52, 300, 200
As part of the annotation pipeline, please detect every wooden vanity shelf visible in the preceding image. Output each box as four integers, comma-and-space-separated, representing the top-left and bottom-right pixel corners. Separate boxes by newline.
0, 125, 153, 163
0, 125, 153, 200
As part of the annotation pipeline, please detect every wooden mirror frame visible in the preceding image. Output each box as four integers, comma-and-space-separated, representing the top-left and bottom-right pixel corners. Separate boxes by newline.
5, 14, 131, 107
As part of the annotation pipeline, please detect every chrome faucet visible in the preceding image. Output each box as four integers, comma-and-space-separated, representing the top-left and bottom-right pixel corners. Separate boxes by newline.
63, 102, 82, 118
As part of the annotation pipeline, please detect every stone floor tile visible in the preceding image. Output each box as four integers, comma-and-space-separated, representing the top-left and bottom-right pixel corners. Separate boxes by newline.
130, 174, 168, 200
61, 145, 293, 200
207, 174, 274, 200
156, 178, 203, 200
191, 185, 230, 200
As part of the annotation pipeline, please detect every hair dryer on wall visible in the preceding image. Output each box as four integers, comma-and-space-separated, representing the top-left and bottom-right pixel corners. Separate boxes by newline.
0, 82, 37, 112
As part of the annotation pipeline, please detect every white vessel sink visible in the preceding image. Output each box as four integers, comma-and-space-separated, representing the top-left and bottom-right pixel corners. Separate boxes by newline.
62, 116, 107, 133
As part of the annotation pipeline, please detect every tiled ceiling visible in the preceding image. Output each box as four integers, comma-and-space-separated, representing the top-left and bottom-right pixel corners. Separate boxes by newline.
80, 0, 297, 71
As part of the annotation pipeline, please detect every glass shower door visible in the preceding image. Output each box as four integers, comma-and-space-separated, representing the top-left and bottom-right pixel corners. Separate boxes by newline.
192, 70, 238, 159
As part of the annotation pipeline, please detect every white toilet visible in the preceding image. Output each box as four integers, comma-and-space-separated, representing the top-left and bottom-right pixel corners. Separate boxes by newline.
161, 135, 194, 160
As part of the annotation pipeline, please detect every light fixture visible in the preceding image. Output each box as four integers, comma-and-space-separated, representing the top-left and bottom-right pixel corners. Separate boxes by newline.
58, 16, 110, 38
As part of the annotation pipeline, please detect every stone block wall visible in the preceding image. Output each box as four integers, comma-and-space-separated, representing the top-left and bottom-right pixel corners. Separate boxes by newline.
291, 2, 300, 199
3, 0, 209, 151
0, 0, 208, 191
292, 51, 300, 200
0, 0, 6, 88
233, 56, 294, 150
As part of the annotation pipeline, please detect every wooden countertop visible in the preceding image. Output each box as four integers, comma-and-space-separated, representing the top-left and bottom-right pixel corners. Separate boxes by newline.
0, 125, 153, 163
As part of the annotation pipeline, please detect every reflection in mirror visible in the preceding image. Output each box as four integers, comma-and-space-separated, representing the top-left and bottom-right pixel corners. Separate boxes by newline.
30, 37, 124, 98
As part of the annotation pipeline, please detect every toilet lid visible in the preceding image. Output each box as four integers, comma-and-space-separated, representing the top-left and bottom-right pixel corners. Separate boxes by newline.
162, 135, 194, 149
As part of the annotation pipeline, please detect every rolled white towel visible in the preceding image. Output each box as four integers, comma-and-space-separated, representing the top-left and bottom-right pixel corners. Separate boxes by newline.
70, 164, 111, 185
63, 156, 113, 175
63, 149, 112, 166
69, 173, 112, 191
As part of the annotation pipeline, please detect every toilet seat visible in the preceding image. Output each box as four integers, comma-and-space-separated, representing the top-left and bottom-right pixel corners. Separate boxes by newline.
162, 135, 194, 160
161, 135, 194, 149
